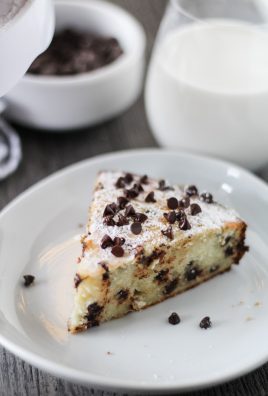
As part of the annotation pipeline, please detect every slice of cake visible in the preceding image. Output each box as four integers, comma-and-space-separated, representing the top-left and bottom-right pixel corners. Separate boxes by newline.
68, 171, 248, 333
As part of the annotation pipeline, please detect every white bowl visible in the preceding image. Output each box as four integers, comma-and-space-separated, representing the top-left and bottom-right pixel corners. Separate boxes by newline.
5, 0, 146, 131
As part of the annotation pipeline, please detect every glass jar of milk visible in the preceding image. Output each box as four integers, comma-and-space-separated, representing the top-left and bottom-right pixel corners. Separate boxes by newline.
145, 0, 268, 170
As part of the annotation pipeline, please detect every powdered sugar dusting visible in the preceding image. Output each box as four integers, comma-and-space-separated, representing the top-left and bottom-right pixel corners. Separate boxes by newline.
79, 171, 240, 274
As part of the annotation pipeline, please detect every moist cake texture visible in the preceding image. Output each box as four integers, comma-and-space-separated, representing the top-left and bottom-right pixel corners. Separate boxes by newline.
68, 171, 248, 333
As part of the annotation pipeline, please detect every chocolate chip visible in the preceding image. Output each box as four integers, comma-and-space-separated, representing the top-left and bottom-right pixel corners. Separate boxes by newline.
116, 214, 129, 226
164, 211, 176, 224
103, 215, 116, 226
140, 175, 148, 184
176, 209, 186, 221
115, 177, 126, 189
131, 222, 142, 235
185, 262, 202, 281
161, 225, 173, 240
99, 262, 110, 280
124, 173, 133, 184
145, 191, 156, 203
23, 275, 35, 287
111, 245, 124, 257
103, 203, 117, 217
178, 196, 190, 209
167, 197, 179, 210
102, 272, 109, 281
225, 246, 233, 256
74, 274, 81, 288
168, 312, 181, 325
113, 237, 125, 246
116, 289, 129, 301
117, 196, 129, 209
125, 204, 136, 217
134, 212, 148, 223
101, 234, 114, 249
190, 203, 202, 216
135, 183, 144, 192
158, 179, 174, 191
155, 269, 169, 282
199, 316, 212, 329
200, 192, 213, 203
164, 278, 178, 294
124, 187, 139, 199
178, 214, 191, 230
185, 185, 198, 196
87, 302, 103, 321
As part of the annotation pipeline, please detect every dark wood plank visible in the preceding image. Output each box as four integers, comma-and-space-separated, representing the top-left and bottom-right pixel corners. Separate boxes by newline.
1, 0, 268, 395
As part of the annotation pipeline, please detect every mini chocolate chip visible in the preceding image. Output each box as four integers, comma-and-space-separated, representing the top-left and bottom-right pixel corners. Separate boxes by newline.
125, 204, 136, 217
124, 173, 133, 184
101, 234, 114, 249
161, 225, 173, 240
99, 262, 109, 280
87, 302, 103, 321
134, 212, 148, 223
155, 269, 169, 282
190, 203, 202, 216
117, 289, 129, 300
74, 274, 81, 288
167, 197, 179, 210
116, 214, 129, 226
178, 214, 191, 230
103, 203, 117, 217
131, 222, 142, 235
158, 179, 174, 191
103, 215, 116, 226
140, 175, 148, 184
200, 192, 213, 203
164, 278, 178, 294
23, 275, 35, 287
113, 237, 125, 246
185, 262, 201, 281
111, 245, 124, 257
199, 316, 212, 329
178, 196, 190, 209
163, 211, 177, 224
124, 187, 139, 199
115, 177, 126, 189
117, 196, 129, 209
145, 191, 156, 203
225, 246, 233, 256
168, 312, 181, 325
185, 185, 198, 196
102, 272, 109, 281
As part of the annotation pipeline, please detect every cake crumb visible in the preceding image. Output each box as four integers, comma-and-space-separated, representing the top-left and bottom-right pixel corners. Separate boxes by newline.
245, 316, 253, 321
254, 301, 261, 307
78, 223, 84, 229
106, 351, 114, 355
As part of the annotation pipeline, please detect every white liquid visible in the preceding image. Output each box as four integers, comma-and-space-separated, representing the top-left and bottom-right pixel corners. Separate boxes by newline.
0, 0, 27, 27
145, 20, 268, 169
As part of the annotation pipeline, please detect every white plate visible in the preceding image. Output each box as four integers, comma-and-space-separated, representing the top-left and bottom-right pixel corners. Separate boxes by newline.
0, 149, 268, 394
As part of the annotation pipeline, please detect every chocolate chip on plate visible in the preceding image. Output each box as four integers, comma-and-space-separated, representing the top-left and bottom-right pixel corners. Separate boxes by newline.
190, 203, 202, 216
185, 185, 198, 197
161, 225, 173, 240
168, 312, 181, 325
131, 222, 142, 235
101, 234, 114, 249
145, 191, 156, 203
23, 275, 35, 287
199, 316, 212, 329
167, 197, 179, 210
111, 245, 124, 257
200, 192, 214, 204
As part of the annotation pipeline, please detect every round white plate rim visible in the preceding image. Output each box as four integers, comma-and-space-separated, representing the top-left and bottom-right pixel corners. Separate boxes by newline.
0, 148, 267, 394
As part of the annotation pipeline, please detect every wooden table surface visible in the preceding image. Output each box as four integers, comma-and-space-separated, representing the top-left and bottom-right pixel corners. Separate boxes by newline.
1, 1, 268, 395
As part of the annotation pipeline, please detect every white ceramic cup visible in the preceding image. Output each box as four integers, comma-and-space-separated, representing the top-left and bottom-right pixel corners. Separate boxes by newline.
5, 0, 146, 131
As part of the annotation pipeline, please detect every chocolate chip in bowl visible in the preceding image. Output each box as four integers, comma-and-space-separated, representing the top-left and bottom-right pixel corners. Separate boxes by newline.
5, 0, 146, 130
